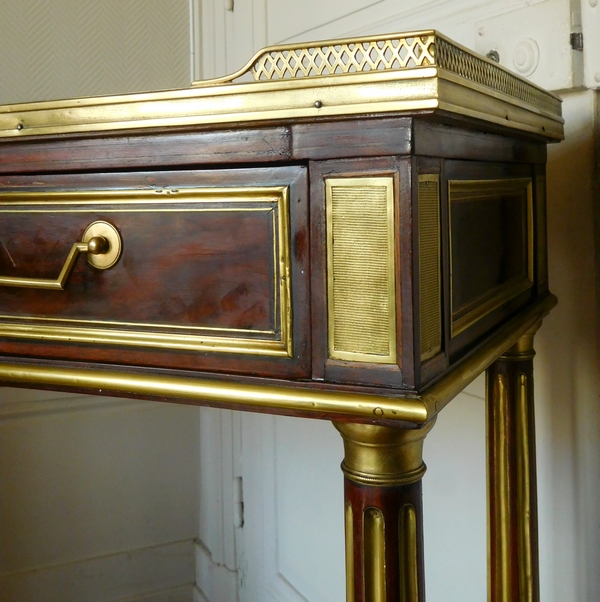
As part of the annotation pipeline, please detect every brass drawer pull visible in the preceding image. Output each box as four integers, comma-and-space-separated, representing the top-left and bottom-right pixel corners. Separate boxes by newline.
0, 220, 122, 290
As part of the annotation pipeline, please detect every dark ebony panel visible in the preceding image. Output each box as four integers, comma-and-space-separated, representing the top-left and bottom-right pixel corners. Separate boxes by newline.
450, 190, 528, 314
413, 119, 547, 164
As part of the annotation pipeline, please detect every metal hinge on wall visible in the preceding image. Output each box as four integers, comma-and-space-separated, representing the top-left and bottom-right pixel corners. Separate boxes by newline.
234, 476, 244, 528
570, 32, 584, 51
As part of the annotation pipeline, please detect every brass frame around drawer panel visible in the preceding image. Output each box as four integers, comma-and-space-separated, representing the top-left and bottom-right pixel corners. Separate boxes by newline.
448, 178, 534, 338
0, 187, 293, 357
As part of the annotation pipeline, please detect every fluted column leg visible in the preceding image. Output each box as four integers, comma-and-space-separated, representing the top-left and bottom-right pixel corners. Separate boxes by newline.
487, 325, 540, 602
334, 420, 436, 602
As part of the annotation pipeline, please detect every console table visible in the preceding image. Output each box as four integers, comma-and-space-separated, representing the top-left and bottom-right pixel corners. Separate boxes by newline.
0, 31, 563, 601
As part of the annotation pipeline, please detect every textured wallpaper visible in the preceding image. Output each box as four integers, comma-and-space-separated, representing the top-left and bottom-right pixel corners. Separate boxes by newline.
0, 0, 191, 105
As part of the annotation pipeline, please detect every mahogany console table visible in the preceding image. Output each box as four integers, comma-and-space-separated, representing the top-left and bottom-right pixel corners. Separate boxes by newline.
0, 31, 563, 601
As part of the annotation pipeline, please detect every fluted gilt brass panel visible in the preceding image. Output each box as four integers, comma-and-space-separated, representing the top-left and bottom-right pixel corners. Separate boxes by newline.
418, 175, 442, 362
326, 177, 396, 364
364, 507, 386, 602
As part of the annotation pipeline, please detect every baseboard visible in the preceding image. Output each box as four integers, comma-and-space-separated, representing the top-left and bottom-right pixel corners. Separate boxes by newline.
115, 584, 194, 602
194, 541, 238, 602
0, 539, 196, 602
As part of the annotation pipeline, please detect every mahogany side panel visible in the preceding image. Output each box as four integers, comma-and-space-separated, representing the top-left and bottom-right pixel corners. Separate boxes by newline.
413, 119, 547, 164
0, 127, 292, 174
292, 118, 411, 160
345, 480, 425, 602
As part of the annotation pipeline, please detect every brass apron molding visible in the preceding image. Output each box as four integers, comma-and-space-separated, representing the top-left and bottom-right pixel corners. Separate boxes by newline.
0, 295, 556, 424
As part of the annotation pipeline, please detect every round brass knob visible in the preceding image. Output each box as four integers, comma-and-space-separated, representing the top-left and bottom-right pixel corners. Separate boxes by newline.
82, 221, 122, 269
87, 236, 109, 255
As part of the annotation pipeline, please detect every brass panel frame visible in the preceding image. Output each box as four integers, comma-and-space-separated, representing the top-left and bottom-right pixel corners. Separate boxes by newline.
0, 187, 293, 358
448, 178, 534, 338
325, 176, 397, 364
0, 31, 563, 140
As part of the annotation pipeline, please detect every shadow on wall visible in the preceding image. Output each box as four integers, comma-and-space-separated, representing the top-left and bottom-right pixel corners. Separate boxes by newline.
535, 88, 600, 602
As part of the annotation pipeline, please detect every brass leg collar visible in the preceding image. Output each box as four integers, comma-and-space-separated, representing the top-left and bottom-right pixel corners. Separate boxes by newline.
500, 322, 541, 361
334, 420, 436, 487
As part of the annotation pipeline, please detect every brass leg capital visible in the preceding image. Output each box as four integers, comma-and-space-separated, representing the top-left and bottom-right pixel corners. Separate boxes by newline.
333, 420, 436, 487
500, 322, 541, 361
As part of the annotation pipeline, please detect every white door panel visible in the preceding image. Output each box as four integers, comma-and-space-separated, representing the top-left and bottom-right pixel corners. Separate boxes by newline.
581, 0, 600, 89
237, 414, 345, 602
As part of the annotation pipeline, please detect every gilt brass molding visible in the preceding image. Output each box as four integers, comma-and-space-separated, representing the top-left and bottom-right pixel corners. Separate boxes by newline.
420, 294, 556, 419
487, 328, 539, 602
345, 501, 355, 602
334, 420, 436, 486
364, 507, 387, 601
399, 504, 419, 602
488, 370, 512, 602
0, 296, 555, 424
0, 31, 563, 140
516, 372, 535, 602
499, 322, 540, 361
0, 362, 429, 423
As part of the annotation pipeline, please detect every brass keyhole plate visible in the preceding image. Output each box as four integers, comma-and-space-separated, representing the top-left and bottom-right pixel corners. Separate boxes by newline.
82, 221, 122, 269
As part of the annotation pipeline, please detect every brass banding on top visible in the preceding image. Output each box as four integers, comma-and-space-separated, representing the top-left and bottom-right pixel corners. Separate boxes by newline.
0, 31, 563, 140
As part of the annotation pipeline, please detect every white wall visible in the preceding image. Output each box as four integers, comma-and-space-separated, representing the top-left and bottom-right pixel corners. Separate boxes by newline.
0, 0, 192, 105
536, 88, 600, 602
0, 2, 201, 602
0, 390, 200, 602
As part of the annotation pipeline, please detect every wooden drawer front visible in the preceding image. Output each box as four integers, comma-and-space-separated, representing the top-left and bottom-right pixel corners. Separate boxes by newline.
0, 167, 310, 378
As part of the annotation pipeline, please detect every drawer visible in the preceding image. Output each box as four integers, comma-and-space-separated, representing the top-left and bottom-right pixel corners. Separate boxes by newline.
0, 166, 310, 379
